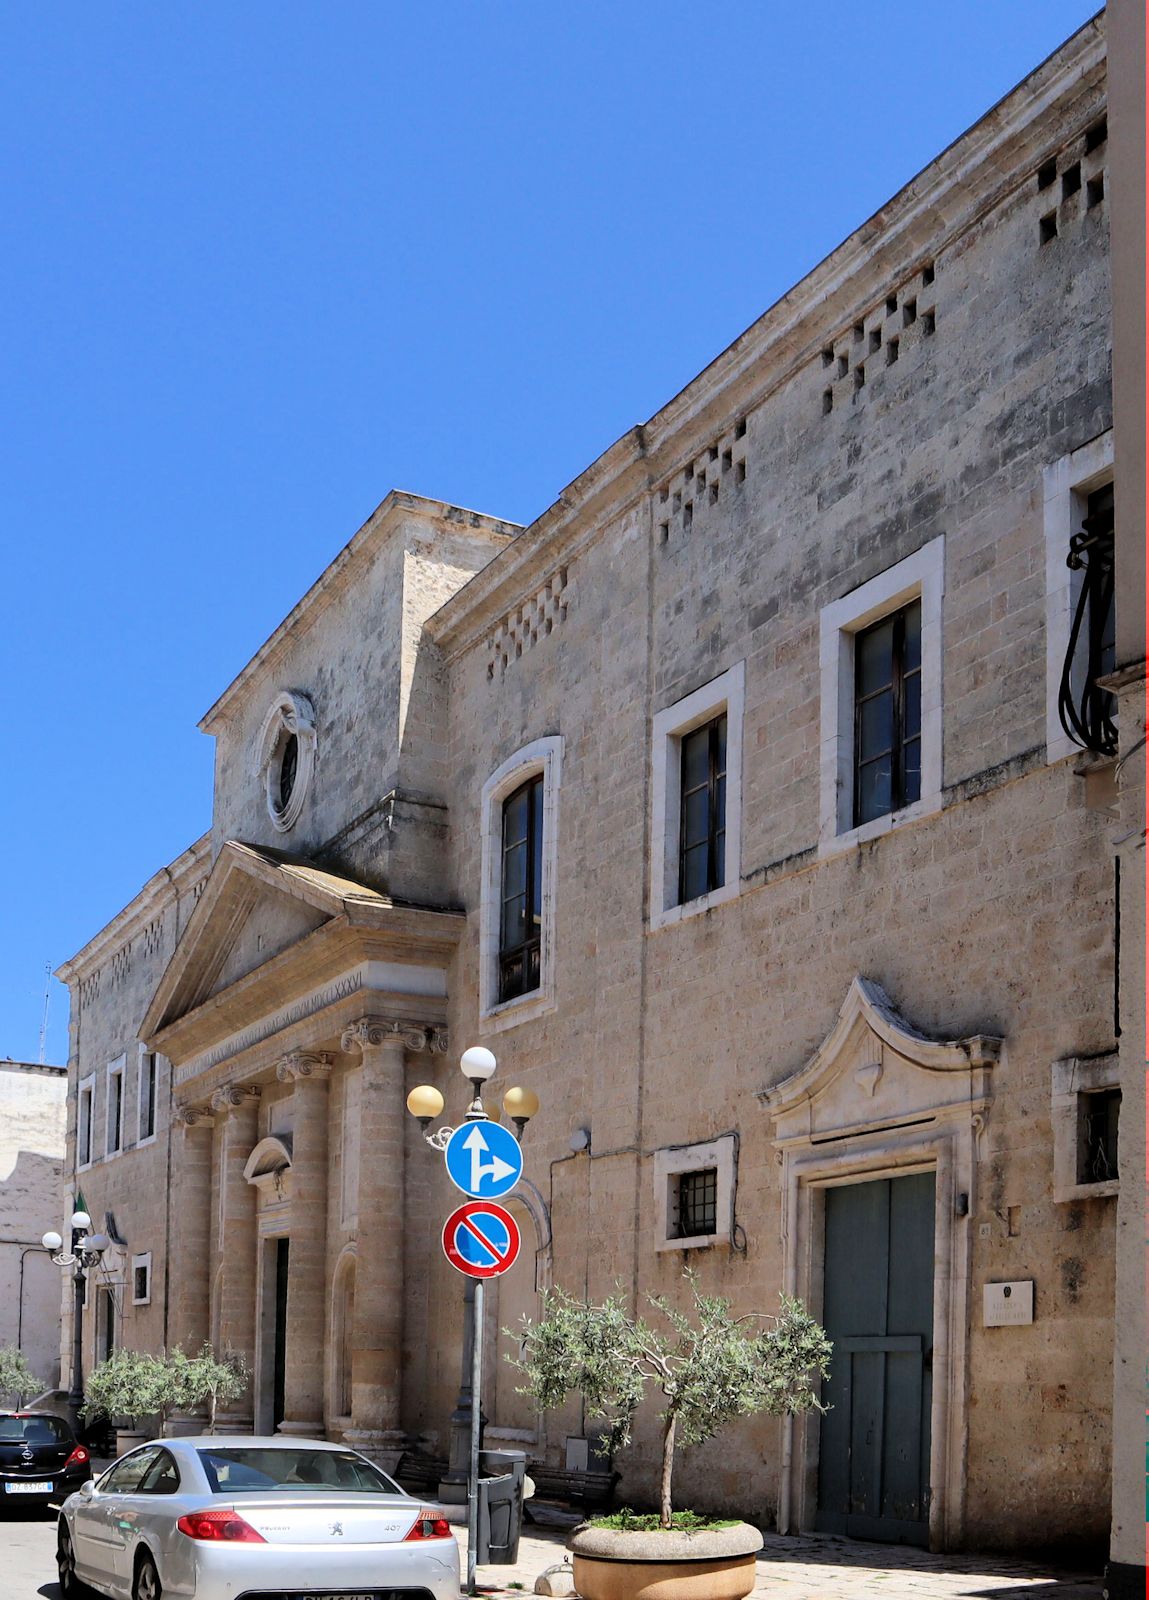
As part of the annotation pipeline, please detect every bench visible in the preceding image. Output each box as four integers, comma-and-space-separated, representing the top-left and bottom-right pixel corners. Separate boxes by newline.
525, 1465, 617, 1513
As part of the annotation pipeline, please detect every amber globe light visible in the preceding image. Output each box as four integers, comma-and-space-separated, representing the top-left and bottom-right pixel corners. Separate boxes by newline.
406, 1084, 445, 1130
503, 1087, 539, 1121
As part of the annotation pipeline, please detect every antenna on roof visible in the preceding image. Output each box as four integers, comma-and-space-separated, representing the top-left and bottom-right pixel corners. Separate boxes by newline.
38, 964, 51, 1065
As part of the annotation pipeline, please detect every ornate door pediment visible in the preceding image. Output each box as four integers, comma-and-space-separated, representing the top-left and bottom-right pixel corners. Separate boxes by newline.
760, 975, 1000, 1146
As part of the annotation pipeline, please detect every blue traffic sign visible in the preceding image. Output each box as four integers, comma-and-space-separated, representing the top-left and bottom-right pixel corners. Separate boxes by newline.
444, 1119, 523, 1199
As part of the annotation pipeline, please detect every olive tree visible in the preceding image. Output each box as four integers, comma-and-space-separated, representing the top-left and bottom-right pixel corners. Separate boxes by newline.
0, 1347, 39, 1409
511, 1275, 831, 1528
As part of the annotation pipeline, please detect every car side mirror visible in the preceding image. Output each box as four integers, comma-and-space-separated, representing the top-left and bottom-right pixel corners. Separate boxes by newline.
79, 1481, 95, 1498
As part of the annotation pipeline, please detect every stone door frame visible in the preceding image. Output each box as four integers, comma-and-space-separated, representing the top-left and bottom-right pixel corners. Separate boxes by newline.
760, 976, 999, 1552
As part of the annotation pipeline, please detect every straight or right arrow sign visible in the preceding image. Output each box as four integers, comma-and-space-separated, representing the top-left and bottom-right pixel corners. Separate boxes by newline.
444, 1119, 523, 1199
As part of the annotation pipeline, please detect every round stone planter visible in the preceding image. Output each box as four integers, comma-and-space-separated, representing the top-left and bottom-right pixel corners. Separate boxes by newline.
568, 1521, 763, 1600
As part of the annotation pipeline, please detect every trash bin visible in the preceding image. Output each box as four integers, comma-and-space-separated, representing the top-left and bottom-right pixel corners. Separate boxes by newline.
476, 1448, 527, 1565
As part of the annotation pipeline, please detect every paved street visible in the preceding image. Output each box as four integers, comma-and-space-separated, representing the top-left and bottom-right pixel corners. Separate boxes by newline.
1, 1506, 1104, 1600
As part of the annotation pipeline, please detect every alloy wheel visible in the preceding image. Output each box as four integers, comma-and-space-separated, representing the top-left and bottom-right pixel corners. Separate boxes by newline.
56, 1526, 78, 1597
134, 1555, 162, 1600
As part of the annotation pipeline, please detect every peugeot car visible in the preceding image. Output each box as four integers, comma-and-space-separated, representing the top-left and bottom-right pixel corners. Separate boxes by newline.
58, 1434, 459, 1600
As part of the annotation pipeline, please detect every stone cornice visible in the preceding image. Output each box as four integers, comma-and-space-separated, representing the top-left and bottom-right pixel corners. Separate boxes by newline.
427, 18, 1105, 662
150, 915, 458, 1071
198, 493, 518, 735
55, 834, 212, 987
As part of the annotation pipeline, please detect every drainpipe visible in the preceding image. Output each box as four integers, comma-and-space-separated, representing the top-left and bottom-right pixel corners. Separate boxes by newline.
14, 1243, 40, 1351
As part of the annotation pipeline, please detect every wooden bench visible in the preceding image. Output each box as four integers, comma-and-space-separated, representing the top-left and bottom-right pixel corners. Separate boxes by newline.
525, 1464, 617, 1513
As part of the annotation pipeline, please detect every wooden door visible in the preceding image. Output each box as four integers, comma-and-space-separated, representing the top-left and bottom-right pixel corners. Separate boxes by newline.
816, 1171, 934, 1545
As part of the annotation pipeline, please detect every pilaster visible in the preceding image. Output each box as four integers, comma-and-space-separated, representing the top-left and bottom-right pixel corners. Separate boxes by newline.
274, 1051, 333, 1436
210, 1084, 262, 1431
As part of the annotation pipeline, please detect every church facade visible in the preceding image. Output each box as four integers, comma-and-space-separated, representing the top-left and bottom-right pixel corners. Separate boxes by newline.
58, 16, 1131, 1557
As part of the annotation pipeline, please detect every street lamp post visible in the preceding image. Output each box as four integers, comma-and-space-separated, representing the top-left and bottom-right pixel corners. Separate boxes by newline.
41, 1211, 109, 1433
407, 1047, 539, 1599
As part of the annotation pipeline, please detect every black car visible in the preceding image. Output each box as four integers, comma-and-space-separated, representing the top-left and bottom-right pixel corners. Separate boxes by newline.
0, 1412, 92, 1508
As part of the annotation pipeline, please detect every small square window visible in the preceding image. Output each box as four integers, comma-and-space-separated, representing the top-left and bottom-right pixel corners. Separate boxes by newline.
1040, 212, 1058, 245
676, 1168, 717, 1238
1087, 175, 1104, 209
1085, 118, 1106, 154
131, 1253, 152, 1306
902, 299, 917, 328
654, 1136, 735, 1250
1062, 163, 1081, 200
1079, 1088, 1120, 1185
1038, 158, 1058, 190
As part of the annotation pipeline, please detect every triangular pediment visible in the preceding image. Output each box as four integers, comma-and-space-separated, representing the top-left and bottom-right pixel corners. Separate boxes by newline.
761, 976, 1001, 1145
140, 841, 394, 1038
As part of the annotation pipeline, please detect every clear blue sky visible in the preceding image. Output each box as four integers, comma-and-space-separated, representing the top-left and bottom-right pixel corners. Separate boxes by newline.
2, 2, 1099, 1064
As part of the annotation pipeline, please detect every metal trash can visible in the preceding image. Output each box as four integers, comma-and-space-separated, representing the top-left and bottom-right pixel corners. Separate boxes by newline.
476, 1448, 527, 1565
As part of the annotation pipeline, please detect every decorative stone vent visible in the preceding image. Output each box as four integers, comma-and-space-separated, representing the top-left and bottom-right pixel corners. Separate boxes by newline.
657, 418, 749, 546
79, 971, 102, 1010
487, 567, 571, 679
142, 918, 164, 960
820, 262, 936, 417
1035, 116, 1106, 247
109, 944, 133, 986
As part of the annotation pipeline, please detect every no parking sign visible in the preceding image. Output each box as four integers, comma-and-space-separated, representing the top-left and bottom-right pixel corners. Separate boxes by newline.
442, 1199, 522, 1279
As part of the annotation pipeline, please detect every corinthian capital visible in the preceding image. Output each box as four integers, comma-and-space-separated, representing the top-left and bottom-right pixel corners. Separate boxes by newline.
210, 1084, 262, 1113
340, 1016, 441, 1056
276, 1051, 334, 1083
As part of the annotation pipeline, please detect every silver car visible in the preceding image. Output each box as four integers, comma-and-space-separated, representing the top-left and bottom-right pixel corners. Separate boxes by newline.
56, 1434, 460, 1600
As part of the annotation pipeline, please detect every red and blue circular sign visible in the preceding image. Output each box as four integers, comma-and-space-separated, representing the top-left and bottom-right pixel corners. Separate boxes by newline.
442, 1200, 522, 1279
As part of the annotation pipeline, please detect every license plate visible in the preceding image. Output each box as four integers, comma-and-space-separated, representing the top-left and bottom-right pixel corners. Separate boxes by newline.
299, 1594, 377, 1600
4, 1480, 54, 1494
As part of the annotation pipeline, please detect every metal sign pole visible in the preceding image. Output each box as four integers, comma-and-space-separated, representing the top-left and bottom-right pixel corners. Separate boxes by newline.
467, 1275, 484, 1596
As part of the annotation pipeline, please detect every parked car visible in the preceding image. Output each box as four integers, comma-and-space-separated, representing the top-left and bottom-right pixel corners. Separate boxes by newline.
57, 1434, 460, 1600
0, 1411, 91, 1509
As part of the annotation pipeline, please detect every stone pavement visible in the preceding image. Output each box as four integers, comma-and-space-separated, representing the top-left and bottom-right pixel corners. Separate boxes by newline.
0, 1500, 1105, 1600
469, 1524, 1105, 1599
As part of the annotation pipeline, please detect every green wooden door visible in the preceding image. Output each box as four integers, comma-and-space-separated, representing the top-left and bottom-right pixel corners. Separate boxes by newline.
816, 1171, 934, 1545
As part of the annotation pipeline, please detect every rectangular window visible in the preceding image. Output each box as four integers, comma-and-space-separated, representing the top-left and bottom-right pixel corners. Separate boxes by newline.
138, 1051, 157, 1143
678, 714, 727, 905
106, 1060, 124, 1156
676, 1168, 718, 1238
499, 773, 544, 1003
1079, 1087, 1120, 1185
78, 1079, 94, 1169
853, 599, 922, 826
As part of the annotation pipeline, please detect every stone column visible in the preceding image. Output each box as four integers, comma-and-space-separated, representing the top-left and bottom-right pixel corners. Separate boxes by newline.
340, 1017, 440, 1458
209, 1084, 261, 1431
275, 1051, 333, 1436
169, 1104, 215, 1355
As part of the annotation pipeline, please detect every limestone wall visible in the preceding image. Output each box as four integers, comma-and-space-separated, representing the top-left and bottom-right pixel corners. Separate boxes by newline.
421, 33, 1116, 1554
0, 1063, 66, 1392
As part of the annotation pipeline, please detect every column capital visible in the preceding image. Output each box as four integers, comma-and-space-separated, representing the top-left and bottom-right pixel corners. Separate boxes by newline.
173, 1101, 214, 1129
276, 1051, 334, 1083
210, 1084, 262, 1113
340, 1017, 448, 1056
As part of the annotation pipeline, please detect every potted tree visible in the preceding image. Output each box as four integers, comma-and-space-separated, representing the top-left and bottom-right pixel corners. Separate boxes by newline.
0, 1346, 39, 1409
81, 1350, 170, 1455
513, 1275, 831, 1600
178, 1344, 250, 1434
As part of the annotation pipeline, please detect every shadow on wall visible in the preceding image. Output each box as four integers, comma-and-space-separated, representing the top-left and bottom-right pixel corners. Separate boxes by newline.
0, 1148, 67, 1391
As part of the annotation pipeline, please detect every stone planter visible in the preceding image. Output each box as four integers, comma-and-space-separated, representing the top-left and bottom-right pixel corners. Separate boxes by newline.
114, 1428, 149, 1456
568, 1521, 763, 1600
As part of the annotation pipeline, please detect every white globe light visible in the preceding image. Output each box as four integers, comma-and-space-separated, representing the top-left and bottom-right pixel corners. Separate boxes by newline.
70, 1211, 91, 1231
460, 1046, 497, 1083
86, 1234, 110, 1254
41, 1231, 63, 1252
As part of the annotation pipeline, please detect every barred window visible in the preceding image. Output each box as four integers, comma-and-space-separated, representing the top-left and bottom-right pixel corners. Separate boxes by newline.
676, 1168, 718, 1238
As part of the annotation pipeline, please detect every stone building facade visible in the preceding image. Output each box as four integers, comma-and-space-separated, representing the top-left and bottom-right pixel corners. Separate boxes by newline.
0, 1060, 67, 1395
58, 14, 1136, 1561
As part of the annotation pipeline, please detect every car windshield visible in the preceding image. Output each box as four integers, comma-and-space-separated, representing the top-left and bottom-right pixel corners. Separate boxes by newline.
197, 1447, 402, 1495
0, 1416, 71, 1443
